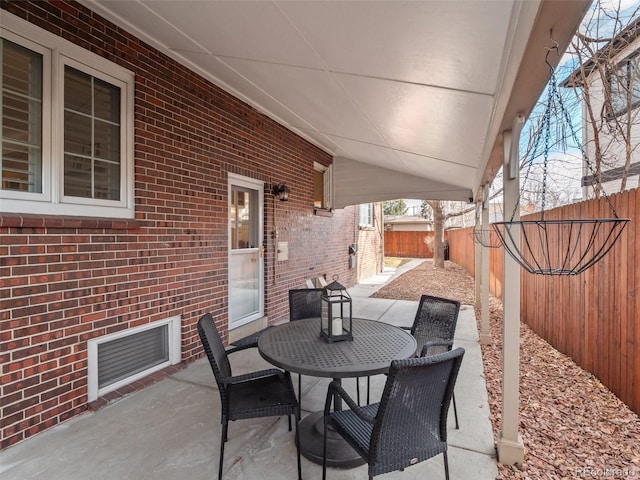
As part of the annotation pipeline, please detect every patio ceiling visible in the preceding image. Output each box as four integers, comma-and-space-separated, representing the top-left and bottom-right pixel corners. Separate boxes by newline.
81, 0, 591, 208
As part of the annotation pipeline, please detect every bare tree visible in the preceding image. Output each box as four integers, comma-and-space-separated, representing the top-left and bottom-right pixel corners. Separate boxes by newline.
420, 200, 475, 269
563, 3, 640, 195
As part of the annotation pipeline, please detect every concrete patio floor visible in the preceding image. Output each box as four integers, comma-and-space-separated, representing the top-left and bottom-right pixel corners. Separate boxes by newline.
0, 260, 498, 479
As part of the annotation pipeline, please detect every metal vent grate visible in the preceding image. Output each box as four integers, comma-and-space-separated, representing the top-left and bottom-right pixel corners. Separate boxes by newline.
97, 324, 168, 389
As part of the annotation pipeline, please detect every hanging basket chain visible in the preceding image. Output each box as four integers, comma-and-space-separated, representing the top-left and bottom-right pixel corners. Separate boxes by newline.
492, 42, 629, 276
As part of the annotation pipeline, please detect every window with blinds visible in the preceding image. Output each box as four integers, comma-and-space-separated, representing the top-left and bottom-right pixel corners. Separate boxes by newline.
1, 38, 43, 193
1, 12, 134, 218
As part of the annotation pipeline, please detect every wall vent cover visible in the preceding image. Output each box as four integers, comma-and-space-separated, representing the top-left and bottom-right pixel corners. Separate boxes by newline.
88, 316, 180, 401
98, 325, 168, 389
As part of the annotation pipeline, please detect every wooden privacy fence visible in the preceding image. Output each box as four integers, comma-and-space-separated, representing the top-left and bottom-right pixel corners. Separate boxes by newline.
448, 188, 640, 415
384, 231, 435, 258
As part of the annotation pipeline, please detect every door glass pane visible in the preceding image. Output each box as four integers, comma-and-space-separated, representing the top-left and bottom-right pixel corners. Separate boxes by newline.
230, 251, 259, 319
231, 187, 257, 249
1, 38, 43, 193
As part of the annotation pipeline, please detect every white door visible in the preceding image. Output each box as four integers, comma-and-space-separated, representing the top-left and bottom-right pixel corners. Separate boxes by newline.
228, 174, 264, 329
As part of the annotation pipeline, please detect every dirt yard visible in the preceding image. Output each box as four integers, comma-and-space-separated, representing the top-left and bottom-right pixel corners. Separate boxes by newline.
372, 260, 640, 479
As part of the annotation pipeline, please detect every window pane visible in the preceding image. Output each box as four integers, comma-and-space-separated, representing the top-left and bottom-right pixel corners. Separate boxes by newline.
64, 154, 92, 198
64, 111, 92, 155
230, 187, 257, 249
314, 169, 324, 208
64, 65, 121, 200
94, 120, 120, 161
1, 38, 43, 193
610, 56, 640, 116
64, 67, 92, 115
94, 78, 120, 122
94, 160, 120, 199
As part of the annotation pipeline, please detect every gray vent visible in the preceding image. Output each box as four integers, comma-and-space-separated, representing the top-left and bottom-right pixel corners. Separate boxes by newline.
97, 324, 168, 389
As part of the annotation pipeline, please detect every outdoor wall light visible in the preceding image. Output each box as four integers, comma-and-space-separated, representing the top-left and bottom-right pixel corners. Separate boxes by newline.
271, 183, 290, 201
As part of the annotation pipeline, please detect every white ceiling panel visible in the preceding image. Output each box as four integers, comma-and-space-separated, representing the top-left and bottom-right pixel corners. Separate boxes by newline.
140, 0, 325, 69
322, 137, 401, 169
177, 50, 318, 131
278, 1, 512, 94
223, 58, 386, 145
81, 0, 592, 205
395, 151, 478, 188
336, 73, 494, 164
94, 1, 207, 53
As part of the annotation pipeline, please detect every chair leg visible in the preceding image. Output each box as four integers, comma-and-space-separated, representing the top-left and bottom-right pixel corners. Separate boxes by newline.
298, 374, 302, 420
288, 414, 292, 431
452, 392, 459, 429
219, 420, 228, 480
366, 376, 370, 405
356, 377, 361, 405
443, 450, 450, 480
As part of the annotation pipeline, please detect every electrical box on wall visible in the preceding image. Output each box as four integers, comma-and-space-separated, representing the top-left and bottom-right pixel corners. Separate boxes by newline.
277, 241, 289, 261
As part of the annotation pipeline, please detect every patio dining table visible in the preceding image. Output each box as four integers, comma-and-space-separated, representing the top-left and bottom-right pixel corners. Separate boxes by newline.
258, 317, 417, 468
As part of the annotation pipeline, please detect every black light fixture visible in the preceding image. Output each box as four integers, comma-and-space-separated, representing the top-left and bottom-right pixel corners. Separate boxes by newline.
271, 183, 290, 201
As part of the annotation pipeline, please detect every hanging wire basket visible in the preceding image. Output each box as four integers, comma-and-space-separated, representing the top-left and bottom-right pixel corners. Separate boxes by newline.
493, 218, 628, 275
469, 229, 502, 249
494, 45, 629, 276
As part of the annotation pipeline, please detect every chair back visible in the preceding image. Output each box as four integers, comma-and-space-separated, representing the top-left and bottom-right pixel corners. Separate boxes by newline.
368, 348, 465, 472
411, 295, 460, 348
197, 313, 232, 399
289, 288, 324, 321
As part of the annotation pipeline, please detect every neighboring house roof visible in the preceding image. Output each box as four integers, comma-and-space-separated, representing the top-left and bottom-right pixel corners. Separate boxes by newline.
561, 16, 640, 87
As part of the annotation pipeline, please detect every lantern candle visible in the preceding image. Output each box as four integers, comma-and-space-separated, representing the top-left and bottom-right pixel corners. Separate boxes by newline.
332, 317, 343, 334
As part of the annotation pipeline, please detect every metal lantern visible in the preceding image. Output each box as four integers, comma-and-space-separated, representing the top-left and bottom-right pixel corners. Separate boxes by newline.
320, 275, 353, 342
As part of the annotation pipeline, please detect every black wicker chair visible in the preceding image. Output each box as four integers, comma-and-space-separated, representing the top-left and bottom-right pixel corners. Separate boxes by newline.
228, 288, 324, 416
197, 313, 301, 480
288, 288, 368, 407
288, 288, 325, 411
401, 294, 461, 428
322, 348, 465, 480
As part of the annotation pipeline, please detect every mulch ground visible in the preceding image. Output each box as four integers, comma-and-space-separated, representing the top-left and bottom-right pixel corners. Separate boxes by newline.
371, 260, 640, 479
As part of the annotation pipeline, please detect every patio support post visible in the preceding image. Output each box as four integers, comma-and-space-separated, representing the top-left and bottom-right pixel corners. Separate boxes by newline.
497, 123, 525, 465
479, 192, 491, 345
474, 204, 482, 312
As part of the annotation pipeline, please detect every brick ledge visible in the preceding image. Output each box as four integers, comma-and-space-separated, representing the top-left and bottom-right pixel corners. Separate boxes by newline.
0, 213, 141, 230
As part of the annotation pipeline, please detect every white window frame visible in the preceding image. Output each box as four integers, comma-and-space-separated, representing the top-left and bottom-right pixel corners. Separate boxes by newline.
314, 162, 333, 210
608, 52, 640, 118
87, 315, 181, 402
359, 203, 374, 227
1, 13, 135, 218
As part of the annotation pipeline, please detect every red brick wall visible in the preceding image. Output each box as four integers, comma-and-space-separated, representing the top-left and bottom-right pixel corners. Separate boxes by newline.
0, 1, 381, 449
357, 203, 384, 280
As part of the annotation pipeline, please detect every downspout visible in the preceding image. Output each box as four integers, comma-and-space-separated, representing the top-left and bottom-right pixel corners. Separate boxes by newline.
497, 114, 526, 465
